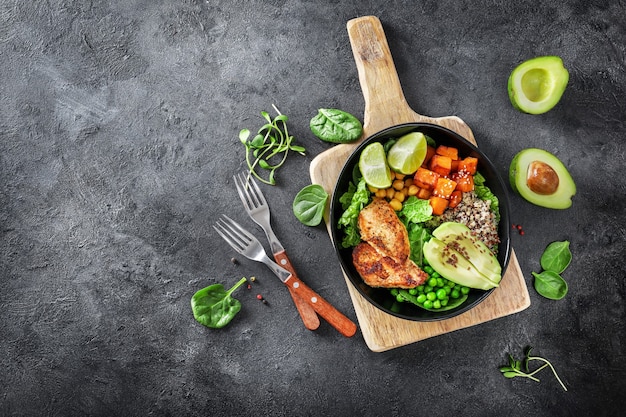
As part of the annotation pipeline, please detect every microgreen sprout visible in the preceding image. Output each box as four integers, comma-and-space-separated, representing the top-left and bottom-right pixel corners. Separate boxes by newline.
499, 346, 567, 391
239, 104, 306, 185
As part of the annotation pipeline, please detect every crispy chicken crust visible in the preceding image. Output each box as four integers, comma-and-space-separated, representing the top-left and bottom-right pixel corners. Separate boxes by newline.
357, 198, 410, 264
352, 199, 427, 289
352, 242, 427, 289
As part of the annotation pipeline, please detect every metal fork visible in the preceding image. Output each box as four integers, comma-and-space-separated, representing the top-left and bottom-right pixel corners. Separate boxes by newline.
233, 172, 320, 331
214, 215, 357, 338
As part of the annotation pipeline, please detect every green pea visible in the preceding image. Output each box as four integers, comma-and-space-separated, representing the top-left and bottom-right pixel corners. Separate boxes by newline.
436, 289, 447, 300
461, 286, 470, 295
424, 285, 433, 293
451, 289, 460, 299
417, 285, 425, 293
423, 300, 433, 309
390, 289, 399, 296
436, 278, 445, 287
431, 271, 440, 278
433, 300, 441, 309
426, 291, 437, 301
396, 294, 404, 302
424, 266, 434, 275
428, 278, 438, 287
417, 294, 427, 304
440, 298, 449, 307
444, 286, 452, 295
409, 288, 418, 295
446, 280, 456, 288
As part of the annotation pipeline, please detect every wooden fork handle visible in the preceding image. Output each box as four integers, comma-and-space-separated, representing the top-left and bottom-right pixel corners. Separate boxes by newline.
274, 251, 321, 331
283, 274, 358, 338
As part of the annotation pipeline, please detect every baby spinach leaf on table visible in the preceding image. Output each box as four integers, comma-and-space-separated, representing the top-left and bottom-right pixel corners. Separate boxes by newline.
310, 108, 363, 143
540, 240, 572, 273
191, 277, 247, 329
532, 270, 568, 300
293, 184, 329, 226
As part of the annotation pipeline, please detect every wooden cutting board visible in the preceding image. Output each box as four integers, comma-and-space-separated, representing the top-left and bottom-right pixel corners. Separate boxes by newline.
310, 16, 531, 352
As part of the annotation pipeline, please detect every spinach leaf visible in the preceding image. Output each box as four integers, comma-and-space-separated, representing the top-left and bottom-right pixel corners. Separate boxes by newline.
540, 240, 572, 274
191, 277, 247, 329
310, 108, 363, 143
532, 271, 568, 300
293, 184, 329, 226
405, 222, 432, 266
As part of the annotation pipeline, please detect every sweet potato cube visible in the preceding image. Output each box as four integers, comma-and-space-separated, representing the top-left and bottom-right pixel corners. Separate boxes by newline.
435, 145, 459, 160
429, 154, 452, 176
457, 157, 478, 175
450, 159, 459, 172
413, 167, 440, 190
416, 187, 432, 200
453, 172, 474, 192
433, 177, 457, 199
429, 196, 449, 216
448, 190, 463, 208
422, 145, 437, 167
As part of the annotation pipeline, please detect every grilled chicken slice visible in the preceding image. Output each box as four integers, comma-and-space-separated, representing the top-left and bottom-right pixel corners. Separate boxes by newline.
357, 198, 410, 264
352, 199, 427, 289
352, 242, 427, 289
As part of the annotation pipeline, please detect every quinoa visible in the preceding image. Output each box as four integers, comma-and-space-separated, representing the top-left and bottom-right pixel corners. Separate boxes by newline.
433, 191, 500, 252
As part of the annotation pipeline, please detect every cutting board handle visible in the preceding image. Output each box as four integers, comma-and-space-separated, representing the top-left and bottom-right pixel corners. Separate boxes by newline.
347, 16, 425, 138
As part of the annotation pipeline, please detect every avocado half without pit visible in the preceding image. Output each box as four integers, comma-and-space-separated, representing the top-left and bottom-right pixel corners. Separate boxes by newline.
509, 148, 576, 209
508, 56, 569, 114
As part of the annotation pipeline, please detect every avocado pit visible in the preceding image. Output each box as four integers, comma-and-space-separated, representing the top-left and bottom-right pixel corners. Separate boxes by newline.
527, 160, 559, 195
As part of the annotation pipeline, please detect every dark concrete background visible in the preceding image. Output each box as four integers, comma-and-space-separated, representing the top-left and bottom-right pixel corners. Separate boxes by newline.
1, 0, 625, 416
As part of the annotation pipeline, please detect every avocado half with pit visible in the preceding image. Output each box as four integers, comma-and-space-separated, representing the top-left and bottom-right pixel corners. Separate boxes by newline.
508, 56, 569, 114
509, 148, 576, 209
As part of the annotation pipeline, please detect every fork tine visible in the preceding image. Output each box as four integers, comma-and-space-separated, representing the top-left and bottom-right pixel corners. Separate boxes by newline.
234, 172, 265, 210
233, 173, 253, 212
213, 215, 253, 253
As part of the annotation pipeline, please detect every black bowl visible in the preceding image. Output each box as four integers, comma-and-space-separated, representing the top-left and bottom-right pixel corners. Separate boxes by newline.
330, 123, 511, 321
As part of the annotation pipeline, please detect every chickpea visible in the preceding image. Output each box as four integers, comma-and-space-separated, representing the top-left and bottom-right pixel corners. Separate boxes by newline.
395, 173, 406, 180
368, 185, 379, 193
389, 199, 403, 211
386, 188, 395, 200
392, 179, 405, 191
394, 191, 405, 203
375, 189, 387, 198
408, 184, 419, 196
404, 178, 414, 187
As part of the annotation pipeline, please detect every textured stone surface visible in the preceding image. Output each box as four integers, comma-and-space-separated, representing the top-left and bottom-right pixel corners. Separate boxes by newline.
1, 0, 625, 416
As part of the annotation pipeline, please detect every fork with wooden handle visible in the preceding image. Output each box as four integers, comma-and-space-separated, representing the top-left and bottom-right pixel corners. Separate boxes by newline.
233, 172, 321, 331
214, 214, 357, 337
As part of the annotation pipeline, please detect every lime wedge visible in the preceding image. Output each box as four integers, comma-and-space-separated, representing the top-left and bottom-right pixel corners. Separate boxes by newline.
386, 132, 428, 175
359, 142, 392, 189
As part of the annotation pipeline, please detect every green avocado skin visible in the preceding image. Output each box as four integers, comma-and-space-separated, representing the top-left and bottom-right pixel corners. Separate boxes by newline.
509, 148, 576, 209
507, 56, 569, 115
